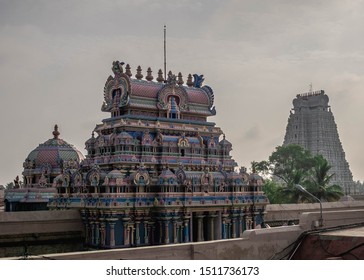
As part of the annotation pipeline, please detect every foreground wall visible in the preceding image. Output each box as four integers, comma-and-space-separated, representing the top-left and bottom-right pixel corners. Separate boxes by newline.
2, 201, 364, 259
265, 200, 364, 226
0, 210, 84, 258
15, 208, 364, 260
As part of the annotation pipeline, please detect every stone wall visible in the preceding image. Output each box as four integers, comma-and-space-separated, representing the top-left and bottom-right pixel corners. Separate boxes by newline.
0, 210, 84, 258
265, 200, 364, 226
13, 209, 364, 260
2, 201, 364, 259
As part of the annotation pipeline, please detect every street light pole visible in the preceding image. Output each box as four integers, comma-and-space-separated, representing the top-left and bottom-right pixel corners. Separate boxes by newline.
295, 184, 323, 227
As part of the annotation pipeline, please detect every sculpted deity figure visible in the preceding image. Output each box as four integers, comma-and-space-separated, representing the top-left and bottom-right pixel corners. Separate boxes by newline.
112, 61, 125, 76
14, 176, 20, 188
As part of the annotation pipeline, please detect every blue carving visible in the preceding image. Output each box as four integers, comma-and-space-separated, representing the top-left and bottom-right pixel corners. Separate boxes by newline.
193, 74, 204, 88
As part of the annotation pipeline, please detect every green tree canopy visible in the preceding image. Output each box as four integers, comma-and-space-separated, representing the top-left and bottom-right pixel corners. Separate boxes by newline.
304, 155, 344, 202
255, 144, 343, 204
255, 144, 316, 185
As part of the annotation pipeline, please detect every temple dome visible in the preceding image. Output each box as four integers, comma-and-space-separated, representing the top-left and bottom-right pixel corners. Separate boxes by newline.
248, 173, 264, 186
25, 125, 84, 170
219, 134, 232, 148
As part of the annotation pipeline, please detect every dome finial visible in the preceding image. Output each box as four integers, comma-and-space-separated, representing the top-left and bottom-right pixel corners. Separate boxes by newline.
53, 124, 60, 139
157, 69, 164, 83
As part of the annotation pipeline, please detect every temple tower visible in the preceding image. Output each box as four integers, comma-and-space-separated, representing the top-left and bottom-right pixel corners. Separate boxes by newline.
48, 60, 268, 249
283, 90, 354, 194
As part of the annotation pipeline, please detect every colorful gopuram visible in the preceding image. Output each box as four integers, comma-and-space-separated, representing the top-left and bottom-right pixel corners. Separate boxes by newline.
48, 61, 268, 248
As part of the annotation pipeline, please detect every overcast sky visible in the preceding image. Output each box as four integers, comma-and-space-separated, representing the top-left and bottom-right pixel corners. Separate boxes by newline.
1, 0, 364, 185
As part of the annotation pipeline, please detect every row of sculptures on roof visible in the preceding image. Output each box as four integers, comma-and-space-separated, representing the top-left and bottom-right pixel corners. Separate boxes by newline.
86, 130, 231, 149
112, 60, 205, 88
50, 164, 260, 190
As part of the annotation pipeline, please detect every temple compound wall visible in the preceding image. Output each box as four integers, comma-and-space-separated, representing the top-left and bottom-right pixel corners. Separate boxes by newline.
0, 210, 83, 258
3, 202, 364, 259
47, 61, 268, 249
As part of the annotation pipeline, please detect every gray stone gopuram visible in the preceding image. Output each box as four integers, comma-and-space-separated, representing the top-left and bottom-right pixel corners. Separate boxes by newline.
283, 90, 354, 194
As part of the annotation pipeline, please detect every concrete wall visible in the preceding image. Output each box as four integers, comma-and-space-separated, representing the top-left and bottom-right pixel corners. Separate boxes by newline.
265, 200, 364, 225
2, 201, 364, 259
15, 207, 364, 260
0, 210, 84, 258
12, 225, 301, 260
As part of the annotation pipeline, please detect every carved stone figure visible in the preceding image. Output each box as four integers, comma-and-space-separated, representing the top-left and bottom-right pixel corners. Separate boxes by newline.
112, 61, 125, 75
193, 74, 204, 88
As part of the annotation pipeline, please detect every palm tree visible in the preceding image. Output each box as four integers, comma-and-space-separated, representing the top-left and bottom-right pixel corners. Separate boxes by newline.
304, 156, 344, 202
280, 169, 309, 203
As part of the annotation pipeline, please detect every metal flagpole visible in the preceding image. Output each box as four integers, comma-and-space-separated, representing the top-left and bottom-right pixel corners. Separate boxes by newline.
164, 25, 167, 81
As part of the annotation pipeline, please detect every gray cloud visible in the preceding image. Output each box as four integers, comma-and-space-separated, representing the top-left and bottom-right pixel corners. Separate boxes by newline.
1, 0, 364, 184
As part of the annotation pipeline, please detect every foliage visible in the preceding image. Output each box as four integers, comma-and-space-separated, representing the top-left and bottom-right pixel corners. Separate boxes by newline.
267, 144, 316, 185
256, 144, 344, 204
304, 155, 344, 202
262, 180, 290, 204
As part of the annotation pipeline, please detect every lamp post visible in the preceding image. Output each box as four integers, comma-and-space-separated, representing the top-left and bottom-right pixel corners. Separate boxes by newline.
294, 184, 323, 227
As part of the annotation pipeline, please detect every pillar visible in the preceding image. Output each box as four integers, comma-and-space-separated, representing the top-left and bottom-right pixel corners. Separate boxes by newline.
84, 223, 90, 245
135, 221, 140, 245
164, 219, 170, 244
90, 222, 95, 245
209, 213, 217, 240
123, 222, 129, 246
231, 217, 236, 238
109, 222, 116, 247
239, 214, 244, 237
94, 222, 100, 246
100, 222, 106, 247
158, 221, 163, 244
183, 218, 189, 243
173, 220, 178, 243
197, 215, 204, 242
143, 221, 149, 245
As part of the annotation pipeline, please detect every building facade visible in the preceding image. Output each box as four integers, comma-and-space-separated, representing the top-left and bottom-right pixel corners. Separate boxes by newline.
283, 90, 354, 194
47, 61, 268, 248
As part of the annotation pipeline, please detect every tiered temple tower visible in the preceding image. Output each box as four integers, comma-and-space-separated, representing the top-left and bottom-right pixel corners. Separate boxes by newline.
283, 89, 354, 194
48, 61, 268, 248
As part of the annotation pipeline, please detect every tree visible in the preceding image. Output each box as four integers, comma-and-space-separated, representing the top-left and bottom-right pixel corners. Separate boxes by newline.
304, 155, 344, 202
266, 144, 316, 185
262, 180, 291, 204
255, 144, 343, 204
252, 144, 315, 185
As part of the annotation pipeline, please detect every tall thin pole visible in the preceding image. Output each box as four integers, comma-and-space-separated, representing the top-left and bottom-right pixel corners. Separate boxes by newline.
164, 25, 167, 81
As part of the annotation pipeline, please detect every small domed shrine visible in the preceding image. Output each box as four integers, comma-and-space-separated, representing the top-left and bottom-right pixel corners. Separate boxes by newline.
4, 125, 84, 211
47, 61, 268, 248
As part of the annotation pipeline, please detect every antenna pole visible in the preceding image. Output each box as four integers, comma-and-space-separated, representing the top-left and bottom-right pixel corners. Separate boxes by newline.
164, 25, 167, 81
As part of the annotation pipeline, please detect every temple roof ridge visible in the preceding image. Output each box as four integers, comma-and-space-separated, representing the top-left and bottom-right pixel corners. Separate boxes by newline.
111, 60, 208, 88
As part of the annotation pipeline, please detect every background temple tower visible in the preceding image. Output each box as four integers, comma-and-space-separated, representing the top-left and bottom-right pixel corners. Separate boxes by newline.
283, 90, 354, 194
